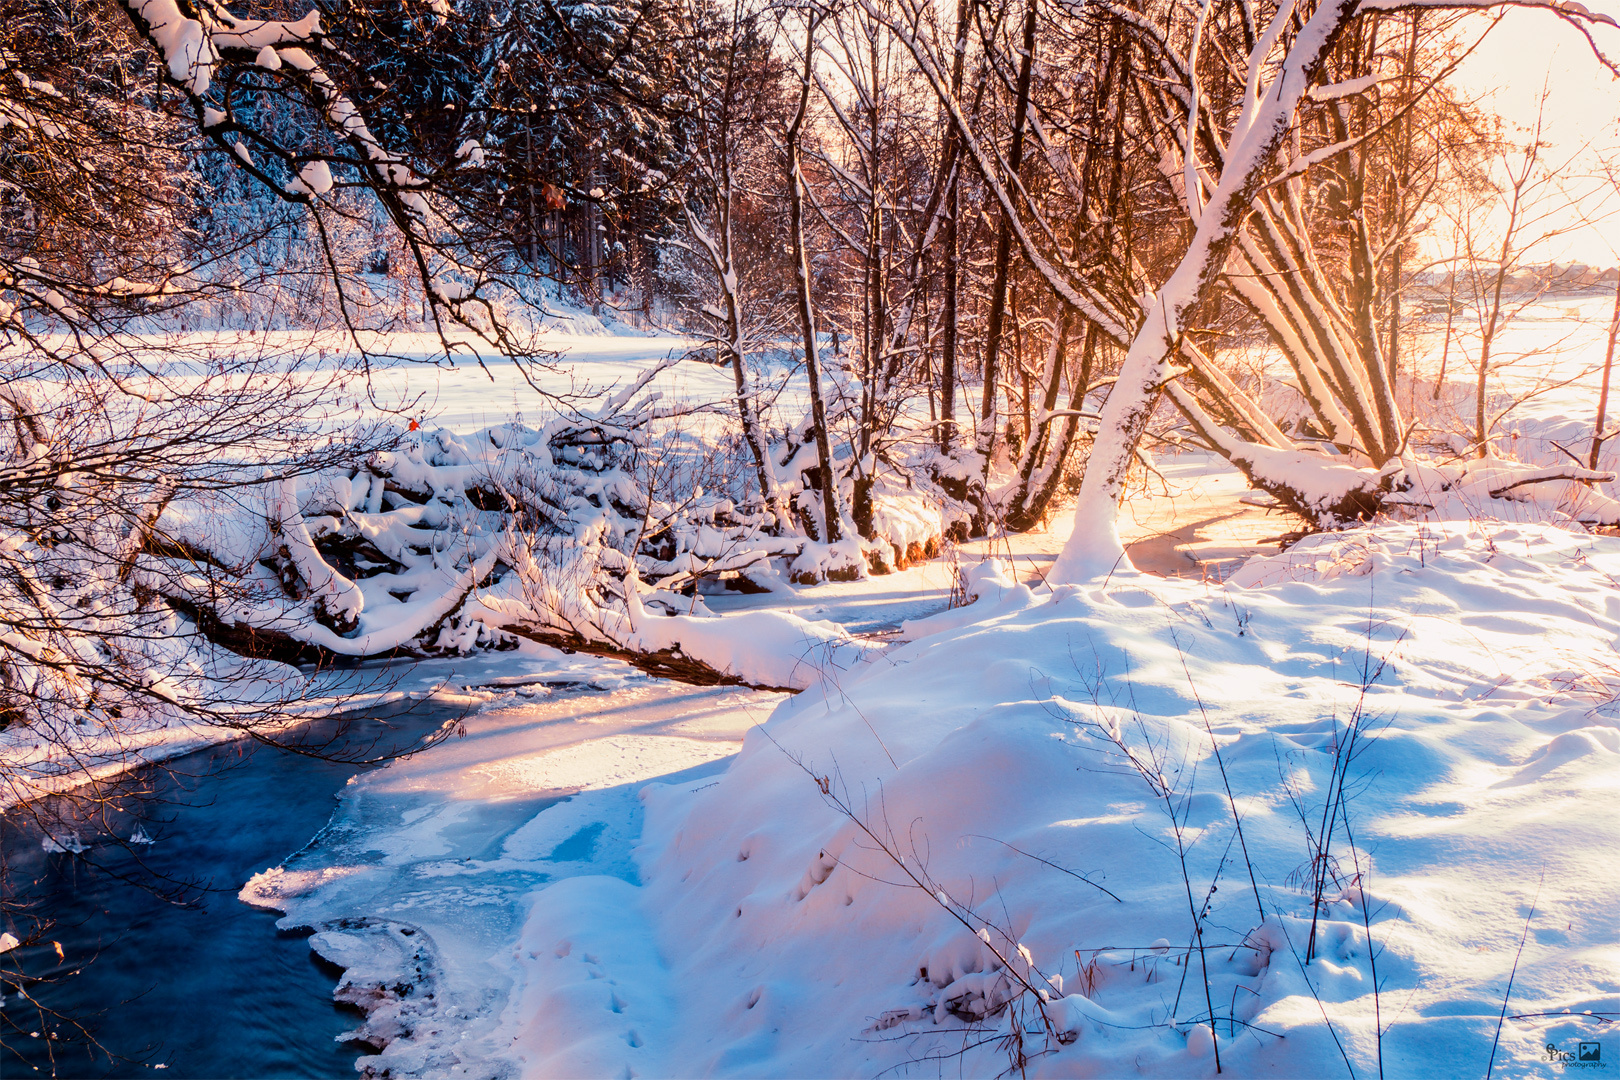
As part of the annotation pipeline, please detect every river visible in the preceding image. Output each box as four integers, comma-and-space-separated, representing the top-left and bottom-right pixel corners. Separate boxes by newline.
1, 707, 458, 1078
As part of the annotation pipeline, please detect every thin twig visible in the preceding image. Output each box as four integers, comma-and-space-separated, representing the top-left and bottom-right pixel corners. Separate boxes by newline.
1486, 870, 1545, 1080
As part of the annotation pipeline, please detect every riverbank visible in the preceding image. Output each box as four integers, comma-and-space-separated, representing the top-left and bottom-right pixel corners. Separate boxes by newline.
269, 517, 1620, 1080
240, 675, 786, 1075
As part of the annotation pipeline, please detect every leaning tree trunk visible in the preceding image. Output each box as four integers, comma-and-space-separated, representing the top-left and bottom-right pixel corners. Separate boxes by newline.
1049, 0, 1365, 584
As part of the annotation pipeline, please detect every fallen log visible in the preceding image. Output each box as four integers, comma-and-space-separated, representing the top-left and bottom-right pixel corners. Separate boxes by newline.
503, 627, 798, 693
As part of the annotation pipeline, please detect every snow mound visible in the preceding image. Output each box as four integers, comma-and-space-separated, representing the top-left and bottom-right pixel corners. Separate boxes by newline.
497, 518, 1620, 1077
472, 735, 737, 793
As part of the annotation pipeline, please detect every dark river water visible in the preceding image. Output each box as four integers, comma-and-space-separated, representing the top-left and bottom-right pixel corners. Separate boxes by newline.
2, 707, 457, 1079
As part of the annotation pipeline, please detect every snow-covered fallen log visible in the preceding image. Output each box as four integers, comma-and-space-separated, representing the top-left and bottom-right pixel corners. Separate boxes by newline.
619, 584, 879, 691
1172, 381, 1620, 528
127, 371, 930, 691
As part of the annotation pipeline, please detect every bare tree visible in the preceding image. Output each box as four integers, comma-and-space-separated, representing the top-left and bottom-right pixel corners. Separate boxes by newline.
781, 4, 844, 543
680, 0, 789, 525
1044, 0, 1620, 582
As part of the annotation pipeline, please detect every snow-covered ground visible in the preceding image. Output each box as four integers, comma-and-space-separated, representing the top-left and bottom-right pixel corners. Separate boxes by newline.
240, 519, 1620, 1079
351, 330, 719, 432
16, 291, 1620, 1076
217, 294, 1620, 1079
14, 326, 715, 426
1391, 289, 1618, 469
1438, 290, 1620, 465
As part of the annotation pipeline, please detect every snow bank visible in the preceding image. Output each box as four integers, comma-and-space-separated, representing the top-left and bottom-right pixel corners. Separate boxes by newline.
494, 518, 1620, 1078
500, 876, 676, 1077
239, 675, 782, 1077
868, 484, 945, 569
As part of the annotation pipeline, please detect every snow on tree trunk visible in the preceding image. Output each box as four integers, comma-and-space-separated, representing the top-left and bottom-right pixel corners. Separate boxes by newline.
1050, 0, 1362, 584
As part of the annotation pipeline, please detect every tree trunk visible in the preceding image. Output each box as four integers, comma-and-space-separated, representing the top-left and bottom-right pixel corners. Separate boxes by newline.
717, 208, 777, 523
1022, 322, 1098, 528
1385, 13, 1421, 391
786, 14, 840, 543
1004, 308, 1072, 530
976, 0, 1039, 475
941, 178, 960, 452
1590, 274, 1620, 469
854, 27, 886, 539
937, 0, 970, 452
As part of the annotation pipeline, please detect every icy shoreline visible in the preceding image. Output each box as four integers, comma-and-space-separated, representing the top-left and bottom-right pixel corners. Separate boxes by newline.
239, 670, 788, 1077
0, 639, 636, 813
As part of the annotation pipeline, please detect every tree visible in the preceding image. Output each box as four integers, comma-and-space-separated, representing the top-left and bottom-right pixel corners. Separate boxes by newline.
0, 1, 391, 756
1439, 109, 1612, 458
676, 0, 789, 524
1045, 0, 1620, 582
482, 0, 698, 307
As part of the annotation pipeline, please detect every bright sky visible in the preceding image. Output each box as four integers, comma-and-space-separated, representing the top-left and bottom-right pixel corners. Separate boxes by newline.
1446, 1, 1620, 267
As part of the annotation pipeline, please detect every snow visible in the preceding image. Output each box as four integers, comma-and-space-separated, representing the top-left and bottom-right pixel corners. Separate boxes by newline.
501, 876, 675, 1076
14, 327, 715, 432
239, 669, 785, 1074
290, 159, 333, 196
16, 3, 1620, 1072
256, 516, 1620, 1078
623, 586, 880, 690
367, 331, 715, 430
17, 280, 1620, 1078
136, 0, 216, 93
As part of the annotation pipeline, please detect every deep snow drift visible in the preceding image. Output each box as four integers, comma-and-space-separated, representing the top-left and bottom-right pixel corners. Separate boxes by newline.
247, 517, 1620, 1079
